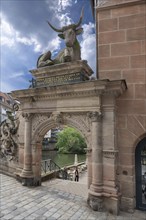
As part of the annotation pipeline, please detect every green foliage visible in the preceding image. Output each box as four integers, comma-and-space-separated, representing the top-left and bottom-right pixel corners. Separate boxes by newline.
56, 127, 86, 154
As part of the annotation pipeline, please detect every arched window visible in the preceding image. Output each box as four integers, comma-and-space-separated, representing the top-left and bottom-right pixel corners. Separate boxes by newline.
135, 137, 146, 211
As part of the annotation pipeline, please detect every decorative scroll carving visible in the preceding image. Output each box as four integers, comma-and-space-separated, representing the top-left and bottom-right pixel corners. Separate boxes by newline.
0, 103, 20, 161
103, 150, 118, 159
88, 111, 102, 122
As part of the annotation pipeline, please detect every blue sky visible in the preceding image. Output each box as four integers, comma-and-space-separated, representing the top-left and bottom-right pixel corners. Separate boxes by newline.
1, 0, 96, 93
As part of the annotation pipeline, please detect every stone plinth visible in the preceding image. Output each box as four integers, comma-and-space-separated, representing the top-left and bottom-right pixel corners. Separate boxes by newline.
29, 60, 93, 88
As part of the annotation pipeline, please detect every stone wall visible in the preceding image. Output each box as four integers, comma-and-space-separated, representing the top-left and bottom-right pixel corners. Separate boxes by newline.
97, 0, 146, 212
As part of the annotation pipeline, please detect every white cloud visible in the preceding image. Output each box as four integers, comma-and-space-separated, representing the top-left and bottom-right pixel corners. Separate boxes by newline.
56, 13, 73, 26
1, 15, 42, 53
81, 22, 96, 75
9, 71, 25, 79
0, 80, 18, 93
58, 0, 73, 11
46, 37, 61, 52
1, 18, 16, 47
46, 0, 73, 12
45, 0, 73, 27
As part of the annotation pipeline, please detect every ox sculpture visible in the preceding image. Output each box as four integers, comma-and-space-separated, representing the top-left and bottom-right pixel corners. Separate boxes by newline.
37, 8, 83, 68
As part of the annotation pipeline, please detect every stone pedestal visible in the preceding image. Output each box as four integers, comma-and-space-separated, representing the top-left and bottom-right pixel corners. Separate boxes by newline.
29, 60, 93, 88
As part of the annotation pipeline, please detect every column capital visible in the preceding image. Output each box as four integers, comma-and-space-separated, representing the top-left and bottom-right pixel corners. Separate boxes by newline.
88, 111, 102, 122
22, 113, 33, 121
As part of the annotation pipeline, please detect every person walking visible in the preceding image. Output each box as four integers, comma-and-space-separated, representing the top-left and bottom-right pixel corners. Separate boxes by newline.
74, 166, 79, 182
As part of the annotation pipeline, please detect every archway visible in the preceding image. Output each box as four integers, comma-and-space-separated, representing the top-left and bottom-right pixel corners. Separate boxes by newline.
10, 61, 126, 214
135, 137, 146, 211
30, 112, 91, 185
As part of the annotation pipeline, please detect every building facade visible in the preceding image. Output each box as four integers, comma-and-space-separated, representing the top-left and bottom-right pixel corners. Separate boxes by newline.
92, 0, 146, 212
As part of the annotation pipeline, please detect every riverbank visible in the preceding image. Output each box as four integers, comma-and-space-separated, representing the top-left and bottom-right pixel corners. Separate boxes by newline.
42, 150, 86, 168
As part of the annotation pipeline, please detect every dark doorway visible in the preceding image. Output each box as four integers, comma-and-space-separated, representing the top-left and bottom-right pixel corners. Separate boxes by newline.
135, 137, 146, 211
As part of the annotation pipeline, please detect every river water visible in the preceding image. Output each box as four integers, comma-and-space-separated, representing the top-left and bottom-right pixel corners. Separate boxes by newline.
42, 150, 86, 168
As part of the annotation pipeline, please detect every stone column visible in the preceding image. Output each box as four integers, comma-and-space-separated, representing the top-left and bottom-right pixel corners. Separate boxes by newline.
85, 147, 92, 189
90, 111, 103, 192
88, 111, 103, 211
21, 113, 33, 185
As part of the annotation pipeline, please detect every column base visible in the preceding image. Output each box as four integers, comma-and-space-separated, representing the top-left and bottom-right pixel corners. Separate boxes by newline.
90, 183, 103, 193
20, 169, 41, 186
21, 169, 33, 178
87, 194, 104, 211
20, 176, 41, 186
87, 192, 120, 215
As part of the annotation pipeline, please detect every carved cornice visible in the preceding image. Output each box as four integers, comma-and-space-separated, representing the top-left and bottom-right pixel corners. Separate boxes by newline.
12, 79, 127, 103
96, 0, 145, 11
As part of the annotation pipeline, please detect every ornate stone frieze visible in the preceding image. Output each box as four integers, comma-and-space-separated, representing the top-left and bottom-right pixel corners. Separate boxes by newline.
64, 112, 91, 132
103, 150, 118, 159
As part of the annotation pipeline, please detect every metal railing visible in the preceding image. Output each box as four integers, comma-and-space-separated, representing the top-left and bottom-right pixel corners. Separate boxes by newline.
41, 159, 61, 174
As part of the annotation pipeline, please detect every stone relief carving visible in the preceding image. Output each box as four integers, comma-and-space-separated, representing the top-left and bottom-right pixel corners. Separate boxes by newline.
65, 112, 91, 132
50, 112, 64, 126
88, 111, 102, 122
64, 112, 91, 145
32, 114, 50, 134
37, 8, 83, 68
0, 103, 20, 161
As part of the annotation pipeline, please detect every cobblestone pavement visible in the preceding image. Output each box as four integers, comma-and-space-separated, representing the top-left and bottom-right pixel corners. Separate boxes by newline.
0, 173, 146, 220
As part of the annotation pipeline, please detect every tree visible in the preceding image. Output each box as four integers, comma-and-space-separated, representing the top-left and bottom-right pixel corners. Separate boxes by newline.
56, 127, 86, 154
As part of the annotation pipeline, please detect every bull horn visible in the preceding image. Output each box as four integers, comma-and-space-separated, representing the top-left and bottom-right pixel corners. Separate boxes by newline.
47, 21, 63, 33
75, 7, 84, 28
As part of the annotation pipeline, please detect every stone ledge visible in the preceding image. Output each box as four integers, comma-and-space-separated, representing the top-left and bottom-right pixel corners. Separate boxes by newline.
30, 60, 93, 78
96, 0, 145, 11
